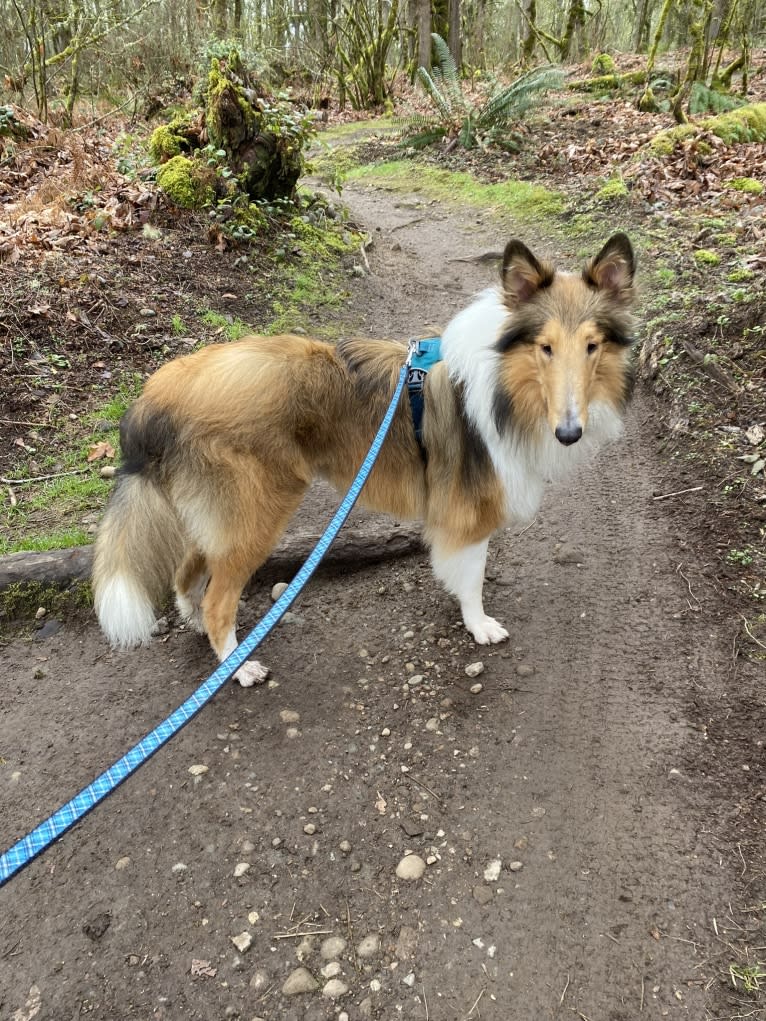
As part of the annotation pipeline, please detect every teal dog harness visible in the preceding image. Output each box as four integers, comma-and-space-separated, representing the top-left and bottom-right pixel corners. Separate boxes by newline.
406, 336, 442, 463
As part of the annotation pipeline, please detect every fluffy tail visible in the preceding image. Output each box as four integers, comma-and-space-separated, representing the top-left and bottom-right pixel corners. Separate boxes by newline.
93, 473, 184, 648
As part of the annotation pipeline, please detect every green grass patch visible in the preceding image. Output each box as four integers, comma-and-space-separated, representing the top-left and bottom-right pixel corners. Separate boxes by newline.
317, 116, 395, 146
265, 216, 359, 336
346, 161, 566, 220
200, 309, 252, 340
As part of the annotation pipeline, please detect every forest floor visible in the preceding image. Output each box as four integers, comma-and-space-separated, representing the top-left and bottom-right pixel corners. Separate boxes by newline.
0, 67, 765, 1021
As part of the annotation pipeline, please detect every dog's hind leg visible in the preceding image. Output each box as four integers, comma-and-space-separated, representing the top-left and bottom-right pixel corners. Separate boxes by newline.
429, 533, 509, 645
199, 479, 309, 686
201, 559, 270, 687
175, 548, 209, 633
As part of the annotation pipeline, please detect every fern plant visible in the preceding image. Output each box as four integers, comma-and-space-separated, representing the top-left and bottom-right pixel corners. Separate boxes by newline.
405, 34, 564, 151
689, 82, 746, 116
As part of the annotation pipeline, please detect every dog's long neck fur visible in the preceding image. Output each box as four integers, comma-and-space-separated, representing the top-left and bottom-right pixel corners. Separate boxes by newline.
439, 285, 625, 524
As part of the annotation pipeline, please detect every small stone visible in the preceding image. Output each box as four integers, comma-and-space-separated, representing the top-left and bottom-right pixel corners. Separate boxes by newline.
509, 860, 524, 872
230, 931, 252, 953
381, 727, 391, 737
554, 545, 586, 565
356, 933, 380, 958
271, 582, 289, 601
282, 967, 319, 996
249, 969, 269, 991
402, 972, 416, 987
247, 911, 260, 925
280, 709, 300, 724
322, 978, 349, 999
321, 962, 342, 979
171, 862, 188, 873
233, 862, 250, 877
359, 998, 373, 1017
320, 936, 347, 960
465, 662, 484, 678
100, 465, 116, 479
35, 606, 47, 620
339, 840, 352, 854
151, 616, 169, 636
483, 859, 502, 882
358, 647, 369, 658
425, 717, 439, 731
396, 854, 426, 881
470, 683, 484, 695
188, 764, 209, 776
515, 663, 535, 677
370, 978, 383, 992
303, 823, 317, 835
115, 856, 131, 871
473, 885, 493, 905
408, 675, 423, 687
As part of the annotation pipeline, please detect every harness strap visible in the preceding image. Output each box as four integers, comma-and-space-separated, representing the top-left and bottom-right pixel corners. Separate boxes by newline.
407, 336, 442, 464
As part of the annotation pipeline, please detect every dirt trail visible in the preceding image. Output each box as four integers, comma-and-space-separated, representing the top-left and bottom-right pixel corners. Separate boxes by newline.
1, 178, 762, 1021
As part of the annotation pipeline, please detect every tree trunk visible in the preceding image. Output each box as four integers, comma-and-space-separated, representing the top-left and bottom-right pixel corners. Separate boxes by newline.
559, 0, 585, 60
448, 0, 461, 69
417, 0, 431, 70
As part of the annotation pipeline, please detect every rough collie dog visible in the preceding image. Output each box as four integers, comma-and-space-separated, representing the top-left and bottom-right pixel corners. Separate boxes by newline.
93, 233, 636, 686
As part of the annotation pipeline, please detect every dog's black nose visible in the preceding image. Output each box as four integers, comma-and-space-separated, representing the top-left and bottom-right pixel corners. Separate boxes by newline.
555, 424, 583, 445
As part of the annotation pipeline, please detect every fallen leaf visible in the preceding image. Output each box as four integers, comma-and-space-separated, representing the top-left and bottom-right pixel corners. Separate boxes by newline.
87, 440, 115, 462
745, 424, 765, 446
375, 790, 387, 815
190, 959, 217, 978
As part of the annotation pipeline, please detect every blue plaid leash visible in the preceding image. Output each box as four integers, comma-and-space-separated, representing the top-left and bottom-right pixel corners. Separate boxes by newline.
0, 353, 412, 888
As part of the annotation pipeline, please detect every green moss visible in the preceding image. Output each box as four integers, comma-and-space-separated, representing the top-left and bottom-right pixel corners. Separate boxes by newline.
651, 103, 766, 155
729, 176, 764, 194
649, 123, 697, 156
592, 53, 616, 75
727, 268, 755, 282
346, 161, 565, 219
694, 248, 721, 266
595, 174, 628, 202
148, 124, 183, 163
156, 155, 215, 210
0, 580, 92, 623
700, 103, 766, 143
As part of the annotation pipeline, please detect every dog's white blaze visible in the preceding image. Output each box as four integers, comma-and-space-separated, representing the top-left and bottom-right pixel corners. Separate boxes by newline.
441, 288, 626, 524
95, 573, 157, 649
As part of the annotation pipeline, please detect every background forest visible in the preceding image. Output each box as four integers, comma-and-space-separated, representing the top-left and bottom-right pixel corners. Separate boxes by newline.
2, 0, 765, 123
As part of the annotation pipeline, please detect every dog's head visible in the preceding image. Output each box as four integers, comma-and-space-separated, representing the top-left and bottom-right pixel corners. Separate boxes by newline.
495, 234, 636, 445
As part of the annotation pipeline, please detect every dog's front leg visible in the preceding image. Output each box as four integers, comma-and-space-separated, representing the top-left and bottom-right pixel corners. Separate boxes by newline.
430, 536, 509, 645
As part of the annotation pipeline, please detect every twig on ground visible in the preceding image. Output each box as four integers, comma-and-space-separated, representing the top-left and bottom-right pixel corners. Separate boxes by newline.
423, 981, 429, 1020
405, 774, 444, 805
741, 616, 766, 652
559, 972, 570, 1005
462, 987, 484, 1019
652, 486, 703, 501
677, 562, 701, 608
1, 468, 89, 485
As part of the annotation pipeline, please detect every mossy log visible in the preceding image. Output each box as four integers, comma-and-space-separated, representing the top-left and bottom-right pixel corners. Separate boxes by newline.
568, 69, 649, 92
649, 101, 766, 155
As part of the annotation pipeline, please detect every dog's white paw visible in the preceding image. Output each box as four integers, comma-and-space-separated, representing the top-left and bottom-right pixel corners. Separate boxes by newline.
467, 616, 509, 645
234, 660, 270, 687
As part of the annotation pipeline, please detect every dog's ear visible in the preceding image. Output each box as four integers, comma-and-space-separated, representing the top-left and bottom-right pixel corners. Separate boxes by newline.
583, 233, 635, 304
502, 240, 554, 306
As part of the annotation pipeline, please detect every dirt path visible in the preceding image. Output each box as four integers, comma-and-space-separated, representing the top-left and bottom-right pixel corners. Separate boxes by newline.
1, 178, 763, 1021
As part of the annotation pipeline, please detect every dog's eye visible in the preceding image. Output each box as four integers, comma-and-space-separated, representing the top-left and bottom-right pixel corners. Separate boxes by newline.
586, 342, 598, 355
541, 344, 553, 358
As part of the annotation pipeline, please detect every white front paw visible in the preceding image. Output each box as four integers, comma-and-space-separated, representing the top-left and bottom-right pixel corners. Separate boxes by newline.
234, 660, 270, 687
467, 616, 509, 645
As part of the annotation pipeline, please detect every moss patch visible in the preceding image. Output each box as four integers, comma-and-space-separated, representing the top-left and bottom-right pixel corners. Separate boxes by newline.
694, 248, 722, 266
729, 177, 764, 195
346, 161, 565, 220
0, 580, 92, 625
156, 155, 215, 210
595, 174, 628, 202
